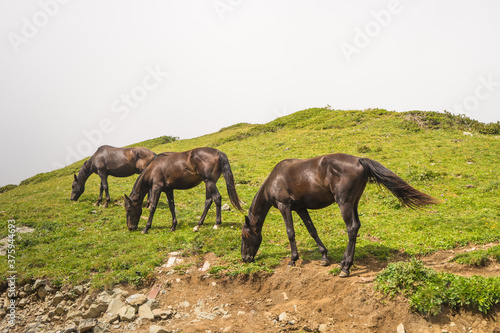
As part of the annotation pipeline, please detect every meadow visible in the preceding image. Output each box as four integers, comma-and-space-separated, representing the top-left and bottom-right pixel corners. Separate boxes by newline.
1, 108, 499, 296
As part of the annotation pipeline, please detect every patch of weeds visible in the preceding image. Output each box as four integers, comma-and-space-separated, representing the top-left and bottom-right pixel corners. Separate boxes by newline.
375, 259, 500, 315
451, 245, 500, 266
357, 145, 372, 154
208, 265, 228, 278
452, 250, 490, 266
329, 267, 341, 276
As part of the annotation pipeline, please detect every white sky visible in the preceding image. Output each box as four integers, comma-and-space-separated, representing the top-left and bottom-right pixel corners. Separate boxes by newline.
1, 0, 499, 186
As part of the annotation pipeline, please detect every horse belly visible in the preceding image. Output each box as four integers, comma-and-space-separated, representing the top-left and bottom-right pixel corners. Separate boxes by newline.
168, 174, 203, 190
107, 164, 137, 177
300, 191, 335, 210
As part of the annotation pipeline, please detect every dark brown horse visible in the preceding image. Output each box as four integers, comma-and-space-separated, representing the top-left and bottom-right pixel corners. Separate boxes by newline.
70, 145, 157, 207
241, 153, 438, 277
124, 147, 243, 234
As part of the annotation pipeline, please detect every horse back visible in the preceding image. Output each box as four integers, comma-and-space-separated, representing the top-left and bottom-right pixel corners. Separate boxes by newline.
265, 154, 366, 209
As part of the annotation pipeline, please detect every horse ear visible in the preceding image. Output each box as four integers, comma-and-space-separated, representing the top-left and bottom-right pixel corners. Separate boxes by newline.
124, 194, 130, 202
244, 215, 251, 226
74, 174, 78, 181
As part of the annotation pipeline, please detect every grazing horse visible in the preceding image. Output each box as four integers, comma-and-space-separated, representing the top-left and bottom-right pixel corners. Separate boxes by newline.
70, 145, 157, 207
241, 153, 438, 277
124, 147, 243, 234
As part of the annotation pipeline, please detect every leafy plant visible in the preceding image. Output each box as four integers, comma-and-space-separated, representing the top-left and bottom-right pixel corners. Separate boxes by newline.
375, 259, 500, 315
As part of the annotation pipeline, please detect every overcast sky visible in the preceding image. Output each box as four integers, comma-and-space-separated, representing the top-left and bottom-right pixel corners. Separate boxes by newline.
1, 0, 499, 186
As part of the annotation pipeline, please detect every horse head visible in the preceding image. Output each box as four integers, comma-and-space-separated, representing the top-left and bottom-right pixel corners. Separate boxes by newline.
241, 215, 262, 263
124, 194, 142, 231
70, 174, 84, 201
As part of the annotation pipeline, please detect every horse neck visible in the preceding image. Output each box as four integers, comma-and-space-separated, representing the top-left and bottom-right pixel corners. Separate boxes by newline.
77, 159, 92, 184
248, 187, 272, 233
129, 172, 150, 203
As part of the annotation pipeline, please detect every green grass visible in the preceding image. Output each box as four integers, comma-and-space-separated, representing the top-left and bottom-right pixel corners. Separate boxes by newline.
451, 245, 500, 266
375, 259, 500, 315
1, 109, 499, 295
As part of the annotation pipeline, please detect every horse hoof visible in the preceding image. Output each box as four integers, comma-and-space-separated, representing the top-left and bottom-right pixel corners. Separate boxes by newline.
320, 259, 330, 266
213, 225, 219, 230
141, 229, 148, 234
193, 226, 200, 232
287, 261, 296, 267
339, 270, 350, 278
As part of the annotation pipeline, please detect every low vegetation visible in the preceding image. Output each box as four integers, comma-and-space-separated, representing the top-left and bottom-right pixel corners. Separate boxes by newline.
1, 109, 499, 314
375, 259, 500, 315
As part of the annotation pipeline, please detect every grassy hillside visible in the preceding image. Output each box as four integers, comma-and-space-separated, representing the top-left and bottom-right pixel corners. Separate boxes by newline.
1, 108, 499, 289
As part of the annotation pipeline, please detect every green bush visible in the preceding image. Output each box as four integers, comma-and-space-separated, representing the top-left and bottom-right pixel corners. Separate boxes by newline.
375, 259, 500, 315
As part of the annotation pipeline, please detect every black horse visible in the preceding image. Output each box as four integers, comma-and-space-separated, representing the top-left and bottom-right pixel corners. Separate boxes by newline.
124, 147, 243, 234
241, 153, 438, 277
70, 145, 156, 207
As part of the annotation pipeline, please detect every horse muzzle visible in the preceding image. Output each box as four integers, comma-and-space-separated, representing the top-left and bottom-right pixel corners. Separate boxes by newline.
242, 256, 255, 263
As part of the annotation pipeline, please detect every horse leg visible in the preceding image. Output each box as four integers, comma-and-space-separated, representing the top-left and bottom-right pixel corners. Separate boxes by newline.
296, 209, 329, 266
102, 174, 110, 208
193, 181, 216, 232
338, 201, 361, 277
277, 202, 299, 266
95, 172, 105, 206
212, 184, 222, 229
165, 189, 178, 232
142, 186, 162, 234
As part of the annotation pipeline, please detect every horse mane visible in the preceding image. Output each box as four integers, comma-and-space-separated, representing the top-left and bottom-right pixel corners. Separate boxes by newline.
77, 158, 93, 182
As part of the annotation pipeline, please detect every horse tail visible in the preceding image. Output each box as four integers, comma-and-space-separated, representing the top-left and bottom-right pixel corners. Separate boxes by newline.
358, 158, 438, 209
218, 151, 244, 211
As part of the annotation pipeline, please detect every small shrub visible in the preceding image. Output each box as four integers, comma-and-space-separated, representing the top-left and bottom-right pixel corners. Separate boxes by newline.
375, 259, 500, 315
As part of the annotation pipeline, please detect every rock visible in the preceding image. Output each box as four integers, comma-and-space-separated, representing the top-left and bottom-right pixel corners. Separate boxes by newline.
178, 301, 190, 308
118, 305, 136, 322
397, 323, 406, 333
51, 292, 64, 306
97, 291, 113, 311
0, 308, 6, 319
66, 309, 82, 319
149, 325, 170, 333
152, 308, 174, 319
221, 203, 231, 211
126, 293, 147, 306
73, 285, 84, 296
107, 299, 124, 315
44, 284, 55, 293
33, 279, 46, 290
302, 326, 314, 332
112, 287, 129, 299
54, 304, 66, 315
146, 298, 159, 310
37, 288, 47, 299
318, 324, 329, 332
222, 327, 232, 333
199, 261, 211, 272
93, 322, 111, 333
138, 304, 155, 320
78, 319, 98, 333
81, 295, 93, 308
18, 298, 28, 308
102, 311, 119, 323
83, 304, 102, 319
198, 312, 216, 320
61, 324, 78, 333
278, 312, 288, 322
